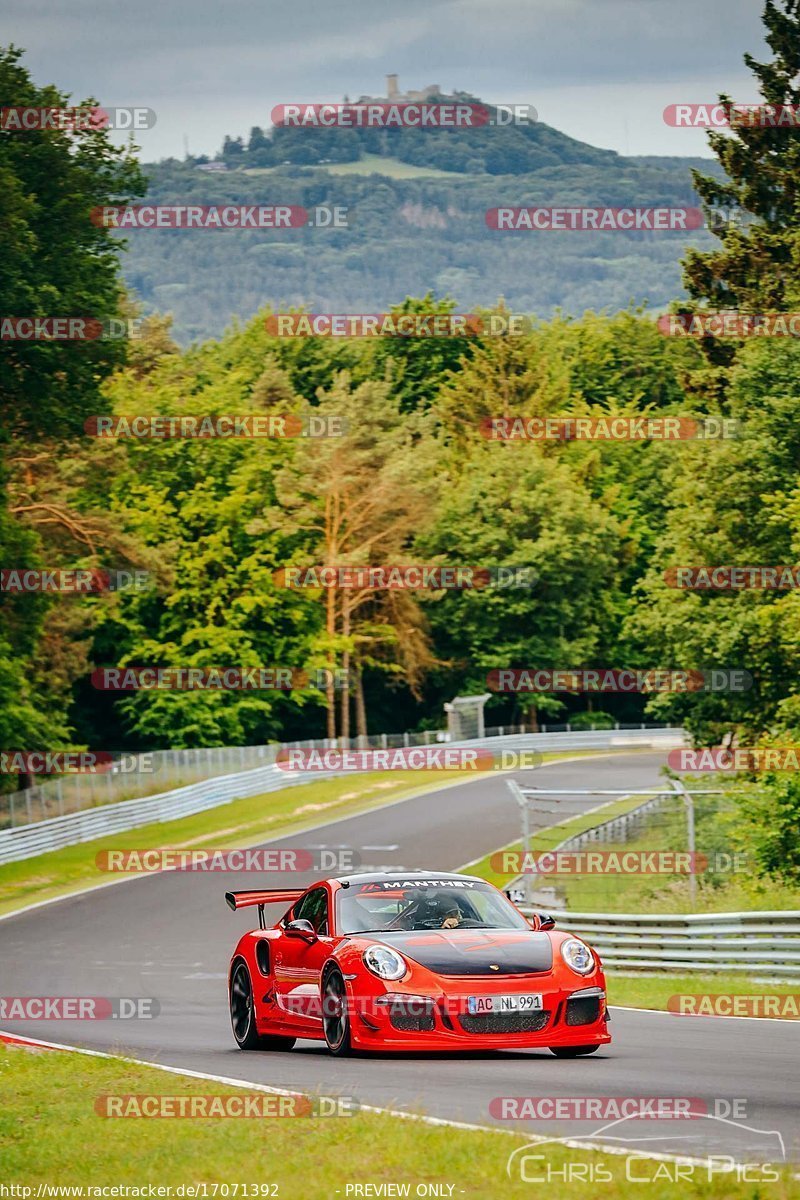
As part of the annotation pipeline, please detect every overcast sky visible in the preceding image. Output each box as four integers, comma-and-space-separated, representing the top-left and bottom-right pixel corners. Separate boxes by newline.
6, 0, 768, 160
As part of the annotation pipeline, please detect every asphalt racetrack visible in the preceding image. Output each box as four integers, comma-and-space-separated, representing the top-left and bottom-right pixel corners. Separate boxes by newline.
1, 752, 795, 1165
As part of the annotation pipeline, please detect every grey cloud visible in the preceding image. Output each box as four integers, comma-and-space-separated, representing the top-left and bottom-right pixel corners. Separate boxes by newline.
1, 0, 772, 158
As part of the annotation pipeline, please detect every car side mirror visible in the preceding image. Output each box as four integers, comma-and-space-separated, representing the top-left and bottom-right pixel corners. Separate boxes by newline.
285, 918, 317, 941
528, 912, 556, 931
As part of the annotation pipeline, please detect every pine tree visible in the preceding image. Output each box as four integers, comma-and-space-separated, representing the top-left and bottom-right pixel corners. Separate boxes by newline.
683, 1, 800, 320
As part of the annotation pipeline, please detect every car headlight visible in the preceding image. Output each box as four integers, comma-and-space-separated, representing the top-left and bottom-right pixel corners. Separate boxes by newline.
561, 938, 595, 976
363, 945, 408, 981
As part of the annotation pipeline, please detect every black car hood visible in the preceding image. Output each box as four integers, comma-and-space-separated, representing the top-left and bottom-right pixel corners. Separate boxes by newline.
371, 930, 553, 976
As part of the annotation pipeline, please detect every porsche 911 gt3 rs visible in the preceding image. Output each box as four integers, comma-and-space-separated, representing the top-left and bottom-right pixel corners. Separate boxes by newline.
226, 870, 610, 1056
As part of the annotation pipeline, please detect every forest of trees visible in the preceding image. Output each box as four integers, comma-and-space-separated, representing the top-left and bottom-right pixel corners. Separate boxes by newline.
123, 152, 719, 345
120, 104, 726, 344
123, 154, 720, 344
4, 0, 800, 880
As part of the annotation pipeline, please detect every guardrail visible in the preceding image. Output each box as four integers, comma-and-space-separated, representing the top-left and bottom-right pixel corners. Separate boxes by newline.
0, 726, 684, 865
0, 720, 672, 829
557, 793, 671, 849
0, 744, 280, 829
520, 908, 800, 977
0, 763, 334, 866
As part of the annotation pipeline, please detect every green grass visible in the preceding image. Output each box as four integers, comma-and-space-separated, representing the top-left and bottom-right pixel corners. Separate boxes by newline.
465, 793, 800, 1018
321, 153, 468, 178
558, 837, 800, 914
550, 801, 800, 915
464, 792, 656, 889
2, 1046, 797, 1197
0, 750, 610, 917
3, 751, 798, 1192
0, 771, 243, 823
0, 772, 463, 917
466, 786, 800, 913
606, 971, 800, 1015
240, 154, 466, 178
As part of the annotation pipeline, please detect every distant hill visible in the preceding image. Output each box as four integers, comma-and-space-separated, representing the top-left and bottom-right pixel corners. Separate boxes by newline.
124, 96, 723, 344
218, 93, 621, 177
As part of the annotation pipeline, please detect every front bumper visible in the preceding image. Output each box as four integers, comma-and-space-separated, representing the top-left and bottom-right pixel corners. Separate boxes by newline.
349, 983, 611, 1052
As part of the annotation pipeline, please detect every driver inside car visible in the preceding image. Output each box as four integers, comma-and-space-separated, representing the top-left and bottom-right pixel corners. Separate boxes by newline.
385, 890, 469, 930
439, 902, 462, 929
412, 893, 463, 929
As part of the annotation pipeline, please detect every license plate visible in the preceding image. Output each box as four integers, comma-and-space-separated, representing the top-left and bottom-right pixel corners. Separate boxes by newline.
467, 992, 543, 1015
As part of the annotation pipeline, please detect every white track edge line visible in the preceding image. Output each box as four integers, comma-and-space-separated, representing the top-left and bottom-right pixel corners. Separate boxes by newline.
610, 1004, 799, 1023
0, 1029, 719, 1167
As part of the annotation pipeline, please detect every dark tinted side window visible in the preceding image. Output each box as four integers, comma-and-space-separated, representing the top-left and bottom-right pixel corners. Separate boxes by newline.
292, 888, 329, 934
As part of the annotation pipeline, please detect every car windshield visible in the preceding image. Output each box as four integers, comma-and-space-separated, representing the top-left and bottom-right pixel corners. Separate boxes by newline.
336, 879, 531, 934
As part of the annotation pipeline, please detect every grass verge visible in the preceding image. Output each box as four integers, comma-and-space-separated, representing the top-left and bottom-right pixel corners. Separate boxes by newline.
0, 772, 466, 918
534, 794, 800, 914
465, 786, 800, 911
464, 792, 655, 889
240, 155, 467, 178
465, 794, 800, 1018
0, 751, 612, 918
606, 971, 800, 1015
324, 153, 468, 178
1, 1045, 797, 1198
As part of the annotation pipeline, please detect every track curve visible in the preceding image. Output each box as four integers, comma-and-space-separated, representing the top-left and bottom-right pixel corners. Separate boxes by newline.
1, 752, 796, 1163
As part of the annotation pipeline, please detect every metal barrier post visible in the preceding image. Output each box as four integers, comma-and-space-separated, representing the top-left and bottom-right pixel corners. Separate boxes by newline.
509, 780, 721, 913
671, 777, 697, 908
507, 779, 531, 902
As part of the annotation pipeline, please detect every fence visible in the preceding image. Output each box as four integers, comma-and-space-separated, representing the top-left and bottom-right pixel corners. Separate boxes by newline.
556, 793, 671, 850
0, 726, 684, 865
0, 762, 331, 866
519, 908, 800, 977
0, 720, 675, 830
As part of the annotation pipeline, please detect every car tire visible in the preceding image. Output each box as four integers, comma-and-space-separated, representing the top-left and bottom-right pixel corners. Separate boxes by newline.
549, 1044, 601, 1057
322, 968, 353, 1056
230, 960, 296, 1051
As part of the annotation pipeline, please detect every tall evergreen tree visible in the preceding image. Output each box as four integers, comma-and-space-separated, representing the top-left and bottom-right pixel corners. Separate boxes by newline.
683, 1, 800, 324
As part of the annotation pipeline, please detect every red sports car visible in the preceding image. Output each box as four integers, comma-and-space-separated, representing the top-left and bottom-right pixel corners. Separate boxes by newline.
226, 871, 610, 1056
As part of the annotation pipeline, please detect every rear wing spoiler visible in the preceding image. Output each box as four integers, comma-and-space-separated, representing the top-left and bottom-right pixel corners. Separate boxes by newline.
225, 889, 304, 929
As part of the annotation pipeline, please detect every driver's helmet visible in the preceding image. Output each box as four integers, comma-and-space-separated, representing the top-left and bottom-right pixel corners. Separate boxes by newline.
413, 888, 446, 920
419, 890, 460, 922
